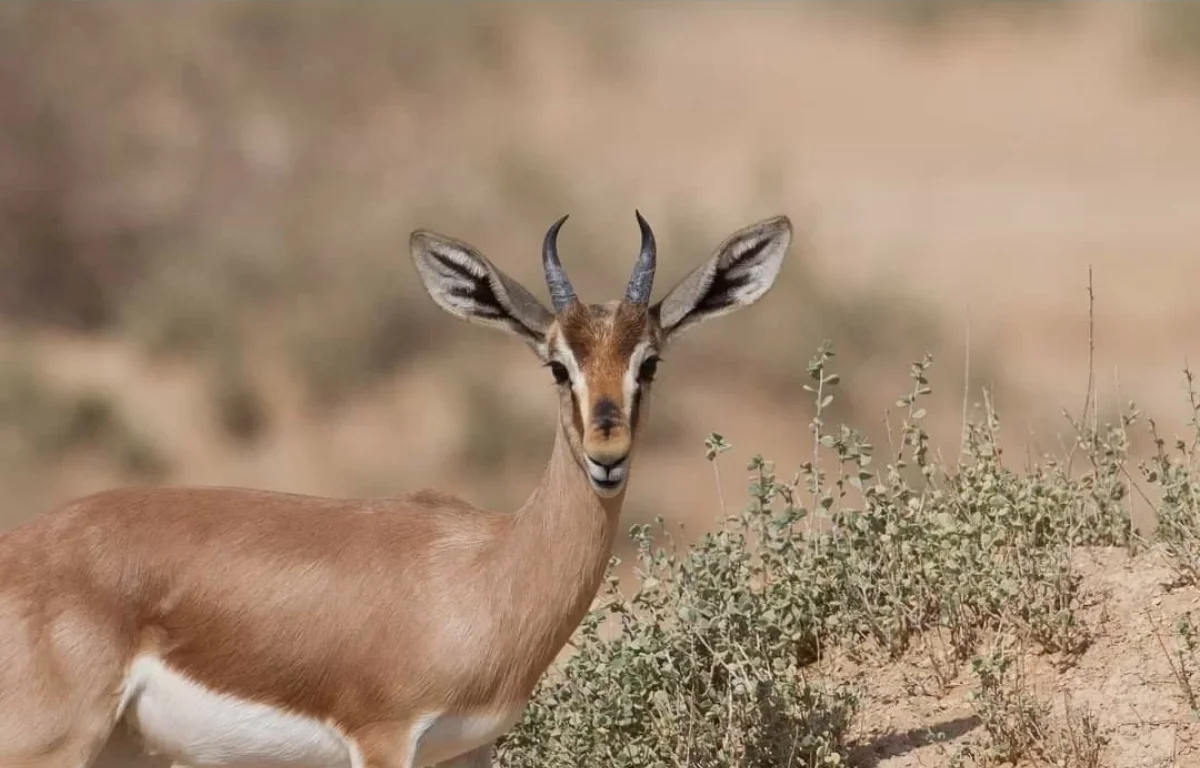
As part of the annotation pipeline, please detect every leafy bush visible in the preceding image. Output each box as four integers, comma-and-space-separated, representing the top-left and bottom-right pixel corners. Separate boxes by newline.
956, 635, 1108, 768
1143, 367, 1200, 584
498, 522, 859, 767
498, 344, 1133, 767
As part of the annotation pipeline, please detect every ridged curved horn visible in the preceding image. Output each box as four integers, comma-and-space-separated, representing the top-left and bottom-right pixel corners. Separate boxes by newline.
542, 214, 577, 313
624, 210, 657, 305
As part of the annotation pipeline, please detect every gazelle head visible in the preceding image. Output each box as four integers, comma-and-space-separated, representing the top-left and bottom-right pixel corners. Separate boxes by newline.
410, 212, 791, 498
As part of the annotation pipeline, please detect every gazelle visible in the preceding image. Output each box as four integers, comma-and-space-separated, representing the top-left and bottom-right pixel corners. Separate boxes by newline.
0, 211, 792, 768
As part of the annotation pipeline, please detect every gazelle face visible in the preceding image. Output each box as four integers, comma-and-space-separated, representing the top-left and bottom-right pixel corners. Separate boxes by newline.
410, 211, 792, 498
545, 300, 661, 496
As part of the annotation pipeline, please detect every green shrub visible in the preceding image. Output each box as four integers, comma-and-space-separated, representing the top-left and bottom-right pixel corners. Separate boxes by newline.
1144, 367, 1200, 584
498, 344, 1133, 766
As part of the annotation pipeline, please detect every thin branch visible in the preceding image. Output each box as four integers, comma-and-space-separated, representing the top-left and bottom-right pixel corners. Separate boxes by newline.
1067, 266, 1096, 478
960, 304, 971, 462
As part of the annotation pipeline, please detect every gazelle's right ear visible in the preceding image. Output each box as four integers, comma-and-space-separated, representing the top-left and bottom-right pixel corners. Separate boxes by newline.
410, 230, 555, 353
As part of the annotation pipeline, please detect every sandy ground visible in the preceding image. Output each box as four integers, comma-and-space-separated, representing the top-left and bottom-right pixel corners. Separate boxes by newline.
834, 547, 1200, 767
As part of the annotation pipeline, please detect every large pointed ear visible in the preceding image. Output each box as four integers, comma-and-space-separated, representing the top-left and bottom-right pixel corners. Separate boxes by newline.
410, 230, 555, 354
651, 215, 791, 344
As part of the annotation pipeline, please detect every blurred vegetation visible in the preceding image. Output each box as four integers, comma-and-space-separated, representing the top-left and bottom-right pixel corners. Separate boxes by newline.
0, 4, 936, 511
819, 0, 1076, 39
0, 3, 1196, 521
0, 343, 170, 508
1144, 3, 1200, 73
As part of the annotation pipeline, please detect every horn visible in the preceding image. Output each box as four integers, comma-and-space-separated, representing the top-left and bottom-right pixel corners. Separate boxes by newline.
542, 214, 577, 313
624, 210, 657, 305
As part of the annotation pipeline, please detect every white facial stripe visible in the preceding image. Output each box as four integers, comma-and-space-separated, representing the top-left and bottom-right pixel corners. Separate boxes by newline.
622, 340, 655, 421
551, 336, 588, 412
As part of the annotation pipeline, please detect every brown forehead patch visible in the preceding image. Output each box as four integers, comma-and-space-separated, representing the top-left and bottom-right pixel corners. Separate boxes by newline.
556, 301, 649, 367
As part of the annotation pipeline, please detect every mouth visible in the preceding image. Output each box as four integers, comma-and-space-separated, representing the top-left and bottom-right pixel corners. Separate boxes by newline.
585, 454, 629, 495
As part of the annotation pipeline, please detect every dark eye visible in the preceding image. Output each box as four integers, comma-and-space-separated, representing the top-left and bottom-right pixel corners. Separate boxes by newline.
638, 356, 660, 384
547, 361, 571, 386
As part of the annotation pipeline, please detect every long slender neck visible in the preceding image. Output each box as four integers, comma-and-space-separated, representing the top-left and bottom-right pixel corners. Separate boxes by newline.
499, 422, 625, 668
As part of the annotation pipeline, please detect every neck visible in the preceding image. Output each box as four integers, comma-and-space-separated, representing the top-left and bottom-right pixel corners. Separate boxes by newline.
501, 423, 625, 668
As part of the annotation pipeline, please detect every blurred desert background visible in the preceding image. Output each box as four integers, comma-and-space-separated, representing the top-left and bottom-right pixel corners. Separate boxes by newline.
1, 1, 1198, 547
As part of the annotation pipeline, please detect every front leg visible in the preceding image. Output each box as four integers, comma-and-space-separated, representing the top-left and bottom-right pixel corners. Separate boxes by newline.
432, 742, 492, 768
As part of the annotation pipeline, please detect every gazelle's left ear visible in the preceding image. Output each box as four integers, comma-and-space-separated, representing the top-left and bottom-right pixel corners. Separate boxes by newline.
651, 216, 791, 344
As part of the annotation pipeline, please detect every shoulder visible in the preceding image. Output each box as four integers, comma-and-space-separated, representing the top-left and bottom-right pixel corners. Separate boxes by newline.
401, 488, 486, 515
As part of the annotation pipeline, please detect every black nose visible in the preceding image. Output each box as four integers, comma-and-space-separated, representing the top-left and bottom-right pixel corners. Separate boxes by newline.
593, 398, 622, 437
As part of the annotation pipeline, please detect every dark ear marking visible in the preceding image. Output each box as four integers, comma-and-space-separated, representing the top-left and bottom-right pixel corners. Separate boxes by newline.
652, 216, 791, 343
423, 245, 539, 342
675, 238, 768, 324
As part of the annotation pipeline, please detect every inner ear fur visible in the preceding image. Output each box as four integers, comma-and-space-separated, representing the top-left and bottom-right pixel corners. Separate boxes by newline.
651, 215, 791, 343
410, 230, 555, 351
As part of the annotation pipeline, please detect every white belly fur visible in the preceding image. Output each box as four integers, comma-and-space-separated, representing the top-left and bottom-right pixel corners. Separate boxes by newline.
413, 707, 525, 765
120, 656, 353, 767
